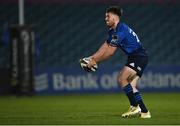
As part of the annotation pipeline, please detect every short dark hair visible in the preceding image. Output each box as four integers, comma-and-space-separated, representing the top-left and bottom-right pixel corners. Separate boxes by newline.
106, 6, 123, 17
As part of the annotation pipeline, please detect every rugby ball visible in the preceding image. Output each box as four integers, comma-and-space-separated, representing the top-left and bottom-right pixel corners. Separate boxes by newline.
79, 57, 98, 72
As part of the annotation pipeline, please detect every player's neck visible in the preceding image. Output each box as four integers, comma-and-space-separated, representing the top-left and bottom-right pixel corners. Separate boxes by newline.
112, 20, 120, 30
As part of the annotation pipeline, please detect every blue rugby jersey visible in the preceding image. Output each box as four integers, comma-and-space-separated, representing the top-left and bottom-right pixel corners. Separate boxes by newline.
107, 23, 148, 56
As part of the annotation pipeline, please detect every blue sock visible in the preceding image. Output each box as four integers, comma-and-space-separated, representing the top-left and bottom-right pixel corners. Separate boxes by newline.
134, 92, 148, 113
123, 84, 138, 107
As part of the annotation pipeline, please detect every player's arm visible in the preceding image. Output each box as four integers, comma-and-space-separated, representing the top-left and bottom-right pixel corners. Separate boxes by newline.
90, 41, 117, 63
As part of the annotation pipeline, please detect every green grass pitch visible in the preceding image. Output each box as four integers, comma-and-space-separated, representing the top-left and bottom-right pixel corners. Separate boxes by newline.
0, 92, 179, 125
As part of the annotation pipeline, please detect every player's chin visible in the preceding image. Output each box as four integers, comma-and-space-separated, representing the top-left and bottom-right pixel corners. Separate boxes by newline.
106, 22, 111, 27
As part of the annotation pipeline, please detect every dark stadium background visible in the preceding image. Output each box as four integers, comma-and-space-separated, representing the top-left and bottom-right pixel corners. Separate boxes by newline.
0, 0, 180, 125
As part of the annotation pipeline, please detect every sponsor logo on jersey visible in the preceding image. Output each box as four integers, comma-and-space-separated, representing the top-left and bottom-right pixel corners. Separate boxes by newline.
111, 35, 118, 43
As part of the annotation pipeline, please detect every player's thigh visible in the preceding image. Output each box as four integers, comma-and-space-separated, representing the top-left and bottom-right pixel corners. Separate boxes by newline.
118, 66, 137, 87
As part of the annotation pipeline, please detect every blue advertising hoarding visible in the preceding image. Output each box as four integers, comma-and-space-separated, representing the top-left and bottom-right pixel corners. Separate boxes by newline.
34, 65, 180, 94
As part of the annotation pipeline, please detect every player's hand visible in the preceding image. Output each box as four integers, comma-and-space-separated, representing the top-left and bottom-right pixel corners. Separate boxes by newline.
86, 58, 97, 68
79, 57, 98, 72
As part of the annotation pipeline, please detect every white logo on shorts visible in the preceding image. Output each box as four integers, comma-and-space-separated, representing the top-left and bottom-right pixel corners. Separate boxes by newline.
129, 63, 135, 67
137, 66, 142, 71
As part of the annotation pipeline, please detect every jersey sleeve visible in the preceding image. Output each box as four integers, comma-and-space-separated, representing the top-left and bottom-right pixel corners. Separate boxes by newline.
106, 31, 112, 43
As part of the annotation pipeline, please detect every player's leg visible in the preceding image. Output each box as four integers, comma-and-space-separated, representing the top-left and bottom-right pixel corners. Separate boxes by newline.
131, 76, 151, 118
118, 66, 141, 118
130, 75, 139, 92
119, 56, 151, 118
118, 66, 137, 106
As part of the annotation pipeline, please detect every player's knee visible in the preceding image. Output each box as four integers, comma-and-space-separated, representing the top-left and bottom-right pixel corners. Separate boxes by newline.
117, 76, 128, 87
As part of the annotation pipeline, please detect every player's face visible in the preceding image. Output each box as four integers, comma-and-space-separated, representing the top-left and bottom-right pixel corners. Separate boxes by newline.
105, 12, 116, 27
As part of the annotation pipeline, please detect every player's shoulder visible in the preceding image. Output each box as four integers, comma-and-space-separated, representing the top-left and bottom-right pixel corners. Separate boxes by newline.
118, 23, 129, 31
115, 23, 128, 36
108, 22, 129, 34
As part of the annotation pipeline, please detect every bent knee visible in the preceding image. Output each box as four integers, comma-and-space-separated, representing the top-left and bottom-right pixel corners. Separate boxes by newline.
118, 76, 129, 87
118, 75, 136, 87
